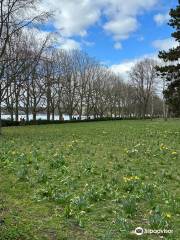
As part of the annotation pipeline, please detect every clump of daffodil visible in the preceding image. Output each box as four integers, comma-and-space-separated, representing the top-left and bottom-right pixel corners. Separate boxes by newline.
123, 176, 140, 182
160, 143, 168, 151
165, 213, 172, 219
53, 153, 58, 157
80, 210, 86, 216
124, 148, 129, 154
124, 148, 138, 155
67, 144, 73, 148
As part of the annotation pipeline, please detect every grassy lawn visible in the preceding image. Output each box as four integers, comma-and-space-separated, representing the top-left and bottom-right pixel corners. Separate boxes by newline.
0, 120, 179, 240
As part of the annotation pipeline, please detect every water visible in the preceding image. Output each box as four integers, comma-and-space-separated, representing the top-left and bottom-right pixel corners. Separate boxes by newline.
1, 114, 88, 121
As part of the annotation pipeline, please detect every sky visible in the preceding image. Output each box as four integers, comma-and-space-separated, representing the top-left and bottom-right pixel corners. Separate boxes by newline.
37, 0, 178, 78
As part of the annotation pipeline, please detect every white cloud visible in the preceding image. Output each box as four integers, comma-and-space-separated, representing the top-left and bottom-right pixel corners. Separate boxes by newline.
111, 53, 164, 97
111, 53, 157, 79
22, 27, 53, 48
39, 0, 158, 49
111, 61, 135, 78
82, 40, 95, 47
22, 28, 81, 50
152, 38, 179, 51
114, 42, 122, 50
154, 13, 170, 26
103, 0, 157, 41
137, 36, 144, 42
40, 0, 101, 37
104, 17, 138, 41
57, 38, 81, 50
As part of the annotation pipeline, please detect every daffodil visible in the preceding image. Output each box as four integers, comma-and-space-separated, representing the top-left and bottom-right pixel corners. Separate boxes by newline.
160, 144, 168, 151
165, 213, 171, 219
134, 176, 140, 180
123, 176, 140, 182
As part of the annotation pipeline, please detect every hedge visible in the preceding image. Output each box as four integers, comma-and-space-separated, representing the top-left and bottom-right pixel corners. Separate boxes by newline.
0, 116, 155, 127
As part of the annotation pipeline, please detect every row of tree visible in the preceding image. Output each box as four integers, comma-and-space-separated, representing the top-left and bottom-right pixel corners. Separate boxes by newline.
3, 0, 179, 135
1, 34, 163, 122
0, 0, 50, 133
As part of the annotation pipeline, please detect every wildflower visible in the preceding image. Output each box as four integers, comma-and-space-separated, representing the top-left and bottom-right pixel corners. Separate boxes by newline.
67, 144, 73, 148
134, 176, 140, 180
123, 176, 140, 182
80, 211, 86, 215
165, 213, 171, 219
123, 176, 128, 182
171, 151, 177, 155
149, 210, 153, 215
160, 144, 168, 150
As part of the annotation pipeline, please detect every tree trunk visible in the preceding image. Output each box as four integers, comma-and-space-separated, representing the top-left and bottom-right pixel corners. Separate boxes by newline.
10, 107, 13, 121
46, 84, 51, 121
0, 98, 2, 135
26, 107, 29, 122
79, 100, 83, 120
69, 114, 72, 120
15, 103, 18, 121
47, 110, 50, 121
26, 86, 30, 121
15, 91, 19, 121
33, 111, 36, 121
33, 98, 37, 121
151, 95, 154, 121
163, 102, 168, 121
58, 111, 63, 121
52, 109, 55, 121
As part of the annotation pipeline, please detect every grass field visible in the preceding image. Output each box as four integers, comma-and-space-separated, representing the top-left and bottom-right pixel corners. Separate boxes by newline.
0, 120, 180, 240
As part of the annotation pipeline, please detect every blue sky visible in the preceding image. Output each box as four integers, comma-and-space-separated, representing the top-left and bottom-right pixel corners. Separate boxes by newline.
38, 0, 178, 76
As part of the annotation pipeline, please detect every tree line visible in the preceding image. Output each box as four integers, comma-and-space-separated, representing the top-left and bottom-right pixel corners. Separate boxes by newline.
1, 41, 163, 121
0, 0, 166, 134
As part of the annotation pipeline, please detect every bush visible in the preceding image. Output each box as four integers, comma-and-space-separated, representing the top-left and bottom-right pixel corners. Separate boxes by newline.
1, 120, 20, 127
1, 116, 153, 127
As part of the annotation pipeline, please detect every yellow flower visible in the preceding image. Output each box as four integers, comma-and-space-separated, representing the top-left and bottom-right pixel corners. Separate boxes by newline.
123, 176, 140, 182
80, 211, 86, 215
134, 176, 140, 180
67, 144, 73, 148
160, 144, 168, 151
149, 210, 153, 215
165, 213, 171, 219
171, 151, 177, 155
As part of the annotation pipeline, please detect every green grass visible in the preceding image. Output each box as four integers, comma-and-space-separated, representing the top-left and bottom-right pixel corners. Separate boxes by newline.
0, 120, 180, 240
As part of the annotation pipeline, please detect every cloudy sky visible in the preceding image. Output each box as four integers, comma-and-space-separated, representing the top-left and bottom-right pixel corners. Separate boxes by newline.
38, 0, 177, 77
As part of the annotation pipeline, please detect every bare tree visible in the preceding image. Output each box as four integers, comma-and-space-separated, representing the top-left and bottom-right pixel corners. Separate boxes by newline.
58, 50, 79, 120
129, 58, 157, 118
0, 0, 49, 133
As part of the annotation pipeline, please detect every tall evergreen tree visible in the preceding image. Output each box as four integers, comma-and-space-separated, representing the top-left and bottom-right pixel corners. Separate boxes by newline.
157, 0, 180, 116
